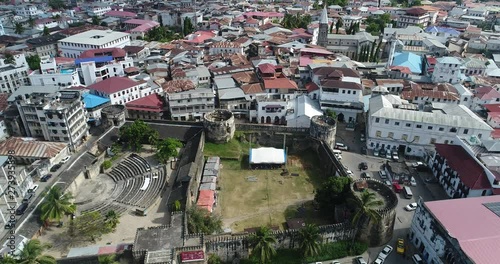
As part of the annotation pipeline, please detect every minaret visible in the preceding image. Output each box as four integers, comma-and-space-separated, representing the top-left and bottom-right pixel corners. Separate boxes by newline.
317, 5, 329, 47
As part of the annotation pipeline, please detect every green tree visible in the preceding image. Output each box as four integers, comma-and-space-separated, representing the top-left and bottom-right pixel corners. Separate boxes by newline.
3, 53, 15, 65
410, 0, 422, 6
72, 211, 110, 242
119, 120, 158, 151
314, 176, 352, 219
368, 42, 376, 63
298, 224, 322, 257
28, 16, 35, 29
98, 254, 119, 264
249, 226, 277, 264
40, 187, 76, 223
26, 55, 41, 71
48, 0, 66, 9
326, 0, 348, 7
183, 17, 194, 36
104, 210, 120, 230
156, 138, 182, 163
100, 21, 108, 27
325, 109, 337, 120
92, 16, 101, 25
18, 239, 56, 264
14, 22, 25, 35
187, 206, 223, 234
42, 26, 50, 36
0, 255, 18, 264
102, 160, 112, 170
371, 39, 383, 62
172, 200, 181, 212
456, 0, 462, 5
348, 190, 383, 248
329, 20, 334, 33
207, 254, 222, 264
335, 18, 343, 34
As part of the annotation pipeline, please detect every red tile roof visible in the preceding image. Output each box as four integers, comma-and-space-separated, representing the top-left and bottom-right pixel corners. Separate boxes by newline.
258, 63, 276, 74
105, 10, 137, 18
491, 129, 500, 139
241, 83, 263, 94
162, 80, 195, 93
80, 48, 126, 59
305, 82, 319, 93
126, 94, 164, 112
474, 86, 500, 100
263, 78, 298, 90
180, 250, 205, 262
88, 77, 140, 94
434, 144, 491, 190
484, 104, 500, 113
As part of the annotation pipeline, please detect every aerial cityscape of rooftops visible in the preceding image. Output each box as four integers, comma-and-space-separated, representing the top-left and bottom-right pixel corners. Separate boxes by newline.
0, 0, 499, 263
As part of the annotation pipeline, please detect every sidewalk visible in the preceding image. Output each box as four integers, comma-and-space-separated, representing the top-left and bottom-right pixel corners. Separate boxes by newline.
308, 251, 371, 264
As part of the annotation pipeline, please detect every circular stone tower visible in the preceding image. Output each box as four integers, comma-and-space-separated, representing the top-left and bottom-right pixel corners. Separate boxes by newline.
309, 115, 337, 149
350, 179, 398, 247
101, 105, 127, 127
203, 110, 235, 143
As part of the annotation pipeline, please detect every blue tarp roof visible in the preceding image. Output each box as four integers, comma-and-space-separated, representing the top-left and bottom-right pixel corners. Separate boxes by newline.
425, 26, 460, 36
83, 93, 110, 109
392, 52, 422, 74
75, 56, 113, 65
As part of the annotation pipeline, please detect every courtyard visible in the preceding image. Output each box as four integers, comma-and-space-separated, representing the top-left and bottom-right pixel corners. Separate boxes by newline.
206, 139, 328, 232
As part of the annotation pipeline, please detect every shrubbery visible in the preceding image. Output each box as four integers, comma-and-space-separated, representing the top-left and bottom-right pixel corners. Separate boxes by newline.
102, 160, 112, 170
303, 241, 368, 263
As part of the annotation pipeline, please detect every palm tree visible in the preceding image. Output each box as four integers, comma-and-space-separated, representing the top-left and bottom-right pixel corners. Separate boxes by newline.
348, 190, 383, 248
249, 226, 277, 264
297, 224, 322, 257
18, 239, 56, 264
3, 53, 15, 65
14, 22, 25, 35
0, 254, 17, 264
104, 210, 120, 230
28, 16, 35, 29
98, 254, 119, 264
42, 26, 50, 36
40, 187, 76, 224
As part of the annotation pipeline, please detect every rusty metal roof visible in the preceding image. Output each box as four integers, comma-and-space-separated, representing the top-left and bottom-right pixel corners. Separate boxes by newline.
0, 137, 67, 158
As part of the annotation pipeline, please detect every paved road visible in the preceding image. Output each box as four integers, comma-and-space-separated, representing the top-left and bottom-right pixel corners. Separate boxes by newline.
335, 122, 448, 264
1, 128, 116, 244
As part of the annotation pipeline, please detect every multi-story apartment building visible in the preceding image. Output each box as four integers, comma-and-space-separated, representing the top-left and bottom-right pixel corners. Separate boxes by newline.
397, 8, 431, 28
87, 76, 156, 105
85, 3, 112, 17
16, 5, 41, 17
0, 53, 30, 93
250, 94, 294, 125
431, 57, 464, 84
409, 196, 500, 264
29, 56, 81, 88
167, 88, 215, 121
58, 30, 130, 58
13, 88, 88, 150
75, 48, 134, 85
367, 94, 493, 157
26, 33, 66, 58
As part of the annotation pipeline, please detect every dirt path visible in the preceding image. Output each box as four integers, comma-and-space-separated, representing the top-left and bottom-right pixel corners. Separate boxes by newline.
222, 198, 312, 229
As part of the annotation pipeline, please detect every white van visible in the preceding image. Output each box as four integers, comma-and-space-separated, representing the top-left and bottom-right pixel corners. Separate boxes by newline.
412, 254, 423, 264
332, 149, 342, 155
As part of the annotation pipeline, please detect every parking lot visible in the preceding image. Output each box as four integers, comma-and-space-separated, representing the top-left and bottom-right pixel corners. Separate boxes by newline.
334, 122, 448, 264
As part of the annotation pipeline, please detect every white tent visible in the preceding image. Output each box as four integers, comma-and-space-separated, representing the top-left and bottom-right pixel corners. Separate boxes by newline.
249, 147, 286, 165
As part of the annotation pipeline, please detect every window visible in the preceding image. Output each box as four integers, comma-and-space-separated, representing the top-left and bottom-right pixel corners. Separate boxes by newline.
430, 138, 436, 144
342, 90, 346, 94
388, 132, 394, 138
376, 131, 382, 137
375, 118, 380, 123
478, 134, 482, 139
353, 91, 356, 94
416, 124, 422, 128
450, 127, 457, 132
402, 134, 408, 141
406, 123, 411, 127
438, 127, 444, 131
428, 126, 433, 130
414, 136, 420, 143
464, 129, 469, 134
385, 119, 390, 124
395, 122, 400, 126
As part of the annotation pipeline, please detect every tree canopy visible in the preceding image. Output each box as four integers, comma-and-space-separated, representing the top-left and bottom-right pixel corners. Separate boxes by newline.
26, 55, 41, 71
156, 138, 182, 163
119, 120, 159, 151
40, 187, 76, 222
42, 26, 50, 36
18, 239, 56, 264
14, 22, 24, 35
187, 206, 223, 234
48, 0, 66, 10
71, 211, 111, 242
249, 226, 277, 264
183, 17, 194, 36
314, 176, 352, 219
281, 14, 312, 30
364, 13, 391, 36
297, 224, 322, 257
145, 26, 181, 42
3, 53, 15, 65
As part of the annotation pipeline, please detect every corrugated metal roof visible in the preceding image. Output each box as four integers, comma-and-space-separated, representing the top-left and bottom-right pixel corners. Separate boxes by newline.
0, 138, 67, 158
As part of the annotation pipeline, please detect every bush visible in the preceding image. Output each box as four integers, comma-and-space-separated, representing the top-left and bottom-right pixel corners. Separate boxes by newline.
303, 241, 368, 263
102, 160, 112, 170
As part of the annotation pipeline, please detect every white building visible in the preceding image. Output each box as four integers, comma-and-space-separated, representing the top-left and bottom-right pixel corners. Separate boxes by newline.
58, 30, 131, 58
208, 42, 244, 55
397, 8, 430, 28
86, 4, 112, 17
76, 48, 134, 85
167, 88, 215, 121
341, 15, 363, 29
0, 53, 30, 93
431, 57, 465, 84
16, 5, 41, 17
87, 76, 155, 105
29, 56, 81, 88
286, 95, 323, 128
13, 88, 88, 150
367, 94, 493, 157
409, 196, 500, 264
251, 95, 292, 125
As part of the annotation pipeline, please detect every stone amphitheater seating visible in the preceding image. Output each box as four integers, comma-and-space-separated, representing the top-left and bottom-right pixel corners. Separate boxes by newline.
108, 154, 151, 182
114, 168, 166, 209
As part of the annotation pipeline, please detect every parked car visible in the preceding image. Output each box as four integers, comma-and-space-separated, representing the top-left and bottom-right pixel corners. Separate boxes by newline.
346, 170, 354, 177
385, 151, 392, 159
358, 162, 368, 170
379, 170, 387, 179
412, 162, 424, 168
50, 164, 61, 172
379, 149, 386, 157
378, 245, 394, 260
425, 177, 439, 184
360, 134, 365, 142
361, 172, 371, 178
410, 177, 417, 186
355, 256, 368, 264
412, 254, 424, 264
392, 151, 399, 161
28, 184, 39, 193
4, 221, 15, 229
385, 180, 392, 186
397, 238, 405, 254
405, 202, 418, 211
373, 257, 384, 264
60, 156, 71, 164
335, 143, 348, 151
40, 174, 53, 182
331, 262, 341, 264
16, 203, 28, 215
334, 153, 342, 160
373, 149, 379, 157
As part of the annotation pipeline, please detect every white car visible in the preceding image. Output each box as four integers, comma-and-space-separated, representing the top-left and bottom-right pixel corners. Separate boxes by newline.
335, 143, 348, 151
60, 156, 70, 164
28, 184, 39, 193
410, 177, 417, 186
378, 245, 393, 260
373, 257, 384, 264
385, 180, 392, 186
346, 170, 354, 177
379, 170, 387, 179
360, 134, 366, 142
405, 202, 418, 211
334, 154, 342, 160
412, 162, 424, 168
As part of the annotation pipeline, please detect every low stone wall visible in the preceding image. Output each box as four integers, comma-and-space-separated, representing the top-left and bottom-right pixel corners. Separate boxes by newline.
235, 123, 308, 134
